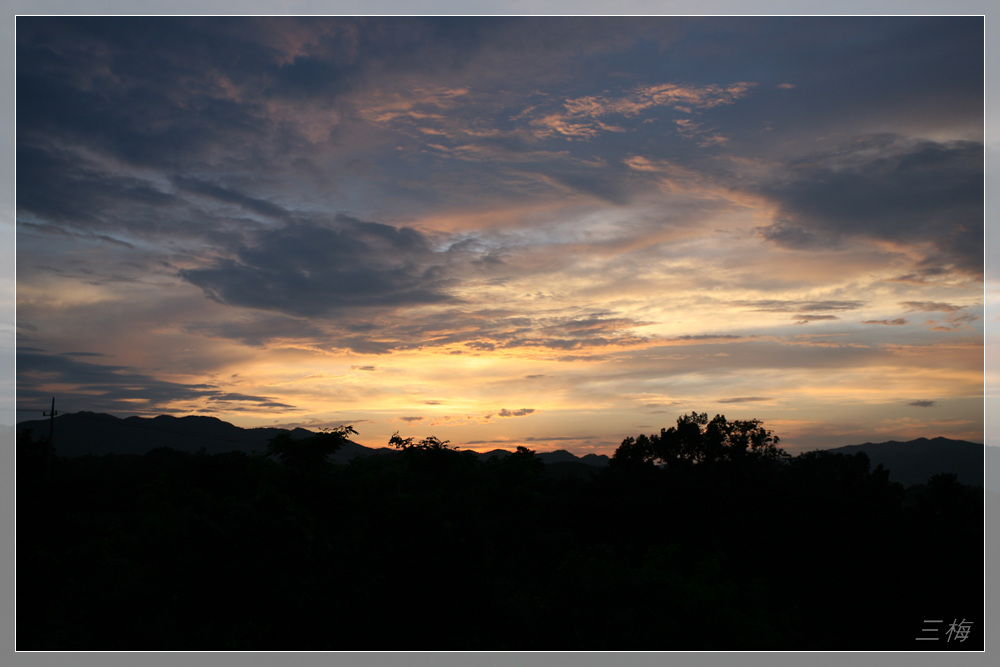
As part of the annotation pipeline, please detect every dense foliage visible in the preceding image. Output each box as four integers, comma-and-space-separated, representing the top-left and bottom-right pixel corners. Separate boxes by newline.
16, 418, 983, 650
610, 412, 787, 468
265, 425, 356, 474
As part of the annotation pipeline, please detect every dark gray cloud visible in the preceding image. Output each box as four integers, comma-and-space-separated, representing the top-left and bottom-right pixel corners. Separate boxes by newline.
16, 144, 180, 227
207, 393, 296, 410
498, 408, 535, 418
14, 16, 671, 177
701, 18, 982, 139
755, 136, 983, 276
172, 177, 291, 221
909, 400, 936, 408
15, 142, 270, 252
18, 17, 355, 169
180, 215, 455, 318
717, 396, 772, 404
15, 350, 281, 416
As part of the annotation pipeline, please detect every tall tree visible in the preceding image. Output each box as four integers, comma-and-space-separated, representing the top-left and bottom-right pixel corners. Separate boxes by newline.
611, 412, 787, 469
266, 425, 357, 474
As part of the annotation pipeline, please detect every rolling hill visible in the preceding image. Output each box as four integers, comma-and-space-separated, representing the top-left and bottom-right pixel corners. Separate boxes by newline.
14, 411, 610, 467
16, 412, 989, 486
824, 437, 985, 487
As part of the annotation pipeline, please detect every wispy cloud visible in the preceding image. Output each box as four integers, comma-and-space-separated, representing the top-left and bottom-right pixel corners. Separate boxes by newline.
901, 301, 964, 312
523, 81, 756, 141
862, 318, 909, 326
734, 300, 866, 313
792, 315, 840, 325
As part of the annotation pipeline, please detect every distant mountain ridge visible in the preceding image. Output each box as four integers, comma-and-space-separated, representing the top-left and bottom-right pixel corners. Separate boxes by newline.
15, 411, 611, 467
824, 437, 986, 487
16, 412, 989, 486
16, 411, 302, 458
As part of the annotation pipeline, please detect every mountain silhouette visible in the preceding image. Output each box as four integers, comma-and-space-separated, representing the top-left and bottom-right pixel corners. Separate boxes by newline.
16, 412, 986, 484
824, 436, 985, 487
16, 411, 305, 457
14, 411, 610, 466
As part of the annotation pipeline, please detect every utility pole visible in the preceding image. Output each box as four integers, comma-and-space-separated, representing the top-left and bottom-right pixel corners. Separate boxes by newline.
42, 396, 57, 479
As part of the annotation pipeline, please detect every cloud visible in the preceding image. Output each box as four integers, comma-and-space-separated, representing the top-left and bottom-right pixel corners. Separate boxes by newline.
755, 136, 983, 276
180, 215, 456, 318
669, 334, 746, 342
184, 315, 332, 348
734, 300, 865, 313
17, 145, 180, 231
928, 312, 982, 332
523, 81, 756, 141
673, 118, 729, 147
15, 350, 286, 415
184, 300, 651, 357
17, 17, 366, 169
900, 301, 964, 313
862, 318, 909, 326
206, 392, 296, 410
908, 400, 936, 408
172, 176, 291, 221
474, 408, 537, 424
792, 315, 839, 325
717, 396, 772, 404
423, 312, 652, 355
497, 408, 535, 417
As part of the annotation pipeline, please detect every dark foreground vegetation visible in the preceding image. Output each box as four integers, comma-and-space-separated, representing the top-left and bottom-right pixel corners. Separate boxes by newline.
17, 414, 983, 651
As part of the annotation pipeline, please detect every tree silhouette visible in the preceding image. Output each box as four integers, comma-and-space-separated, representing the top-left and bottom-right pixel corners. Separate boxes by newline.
265, 425, 356, 474
16, 427, 54, 479
609, 433, 656, 468
16, 416, 984, 650
611, 412, 787, 469
388, 432, 451, 450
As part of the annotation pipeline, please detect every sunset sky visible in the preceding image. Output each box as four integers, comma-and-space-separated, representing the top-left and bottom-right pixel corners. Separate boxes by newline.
14, 15, 986, 455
